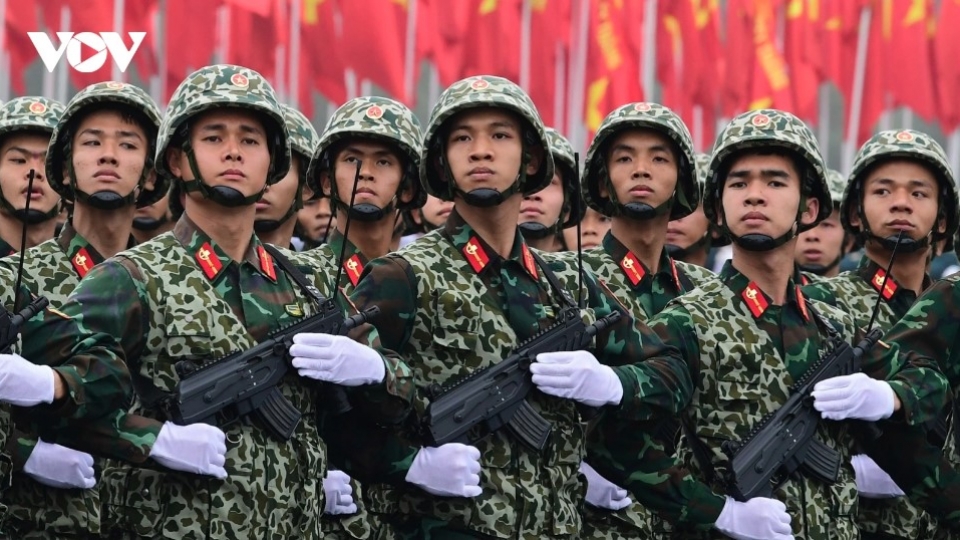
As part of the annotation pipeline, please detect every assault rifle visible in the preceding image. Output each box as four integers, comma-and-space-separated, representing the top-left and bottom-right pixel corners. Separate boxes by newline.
423, 306, 621, 451
170, 300, 379, 441
720, 327, 882, 500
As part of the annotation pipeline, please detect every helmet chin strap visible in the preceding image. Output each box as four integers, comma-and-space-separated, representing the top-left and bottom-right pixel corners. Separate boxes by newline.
519, 220, 559, 240
68, 159, 140, 210
665, 234, 710, 259
254, 198, 299, 233
334, 194, 398, 223
180, 142, 265, 207
864, 231, 928, 254
0, 183, 59, 225
132, 214, 169, 231
798, 251, 843, 276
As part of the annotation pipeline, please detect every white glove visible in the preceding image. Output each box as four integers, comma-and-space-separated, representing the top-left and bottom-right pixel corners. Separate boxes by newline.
23, 440, 95, 489
148, 422, 227, 478
714, 496, 794, 540
290, 333, 386, 386
323, 470, 358, 515
812, 373, 896, 421
0, 353, 55, 406
405, 443, 482, 498
851, 454, 905, 498
580, 461, 632, 510
530, 350, 623, 407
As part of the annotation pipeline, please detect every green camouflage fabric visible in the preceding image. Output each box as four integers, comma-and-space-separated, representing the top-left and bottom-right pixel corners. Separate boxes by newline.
647, 261, 950, 538
421, 75, 555, 200
544, 238, 719, 537
697, 152, 730, 248
826, 169, 846, 210
0, 97, 65, 139
544, 127, 584, 227
704, 109, 831, 231
46, 81, 168, 208
841, 129, 959, 243
0, 223, 113, 538
348, 208, 692, 539
308, 96, 425, 211
803, 255, 936, 538
583, 102, 699, 220
280, 104, 319, 212
156, 64, 291, 186
37, 216, 412, 539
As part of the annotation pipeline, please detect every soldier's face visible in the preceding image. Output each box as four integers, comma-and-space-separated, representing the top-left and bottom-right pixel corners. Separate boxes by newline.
562, 207, 611, 250
520, 173, 564, 228
297, 195, 335, 242
70, 110, 151, 202
326, 140, 407, 208
417, 194, 453, 228
444, 108, 540, 195
169, 109, 271, 197
721, 153, 819, 239
257, 155, 301, 221
666, 204, 710, 249
795, 209, 846, 267
0, 133, 59, 214
134, 188, 172, 222
854, 159, 943, 243
602, 128, 679, 210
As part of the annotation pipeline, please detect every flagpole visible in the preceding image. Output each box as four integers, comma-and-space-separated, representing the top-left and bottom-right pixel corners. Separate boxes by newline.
520, 0, 532, 90
693, 106, 703, 151
151, 0, 165, 105
569, 0, 590, 152
428, 65, 440, 107
817, 85, 830, 166
0, 0, 11, 100
56, 6, 71, 103
553, 41, 565, 132
290, 0, 302, 108
112, 0, 125, 81
216, 5, 230, 64
949, 130, 960, 179
902, 109, 913, 129
403, 0, 418, 105
642, 0, 657, 100
843, 6, 871, 175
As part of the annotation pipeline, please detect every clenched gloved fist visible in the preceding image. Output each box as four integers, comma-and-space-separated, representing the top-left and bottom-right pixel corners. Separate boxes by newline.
405, 443, 482, 498
580, 461, 632, 510
149, 422, 227, 478
0, 353, 55, 406
714, 496, 794, 540
24, 440, 96, 489
323, 470, 358, 515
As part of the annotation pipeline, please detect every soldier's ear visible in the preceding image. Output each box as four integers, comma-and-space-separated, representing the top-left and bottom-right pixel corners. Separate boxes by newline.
320, 170, 333, 198
142, 170, 157, 194
799, 196, 820, 227
525, 146, 544, 176
166, 147, 184, 178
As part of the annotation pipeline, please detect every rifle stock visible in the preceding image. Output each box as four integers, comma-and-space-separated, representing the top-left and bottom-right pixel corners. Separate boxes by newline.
423, 307, 621, 451
170, 301, 379, 441
721, 327, 883, 501
0, 296, 48, 354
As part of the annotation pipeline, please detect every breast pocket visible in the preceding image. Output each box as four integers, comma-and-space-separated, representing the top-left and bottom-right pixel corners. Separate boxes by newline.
431, 291, 480, 352
709, 341, 777, 442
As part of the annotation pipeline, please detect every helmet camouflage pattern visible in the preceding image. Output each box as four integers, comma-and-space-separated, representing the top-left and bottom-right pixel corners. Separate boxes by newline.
421, 75, 554, 200
545, 127, 584, 226
307, 96, 425, 210
0, 97, 65, 140
46, 81, 166, 207
156, 64, 291, 186
582, 102, 698, 220
841, 129, 958, 242
704, 109, 830, 230
825, 169, 845, 210
694, 152, 711, 194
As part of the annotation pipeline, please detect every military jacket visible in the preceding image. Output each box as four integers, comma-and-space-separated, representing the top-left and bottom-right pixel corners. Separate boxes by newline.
348, 210, 691, 539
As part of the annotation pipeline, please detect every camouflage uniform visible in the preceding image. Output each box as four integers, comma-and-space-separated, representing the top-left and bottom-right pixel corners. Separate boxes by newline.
556, 102, 715, 539
803, 130, 960, 539
263, 104, 318, 240
0, 97, 66, 256
27, 65, 412, 540
644, 110, 950, 539
299, 96, 427, 540
348, 76, 692, 540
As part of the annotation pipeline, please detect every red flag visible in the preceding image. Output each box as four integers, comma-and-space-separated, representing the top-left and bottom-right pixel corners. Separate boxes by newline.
528, 0, 571, 128
822, 0, 862, 105
460, 0, 522, 81
722, 0, 755, 116
934, 0, 960, 132
886, 0, 936, 121
4, 0, 39, 94
339, 0, 415, 105
164, 0, 220, 102
300, 0, 346, 107
124, 0, 158, 81
228, 0, 288, 84
748, 0, 794, 111
224, 0, 270, 17
855, 1, 885, 145
583, 0, 642, 139
785, 0, 823, 123
416, 0, 469, 86
61, 0, 118, 89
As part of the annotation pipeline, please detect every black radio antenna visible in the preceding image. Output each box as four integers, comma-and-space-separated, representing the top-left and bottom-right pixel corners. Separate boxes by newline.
866, 230, 903, 332
331, 160, 363, 294
12, 170, 36, 311
573, 152, 584, 309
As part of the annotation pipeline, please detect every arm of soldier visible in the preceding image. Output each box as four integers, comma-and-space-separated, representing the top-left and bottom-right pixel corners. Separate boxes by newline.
39, 409, 163, 464
584, 272, 693, 418
8, 426, 36, 471
17, 260, 149, 420
860, 284, 956, 425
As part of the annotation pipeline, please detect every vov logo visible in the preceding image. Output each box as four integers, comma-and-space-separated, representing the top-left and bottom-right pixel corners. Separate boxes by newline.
27, 32, 146, 73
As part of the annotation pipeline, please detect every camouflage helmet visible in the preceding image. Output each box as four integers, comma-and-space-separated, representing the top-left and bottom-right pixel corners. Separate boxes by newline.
280, 104, 318, 209
841, 129, 958, 243
694, 152, 711, 193
583, 102, 699, 220
156, 64, 291, 188
0, 97, 65, 140
307, 96, 425, 211
46, 81, 166, 208
825, 169, 846, 211
704, 109, 830, 231
545, 127, 584, 227
421, 75, 554, 200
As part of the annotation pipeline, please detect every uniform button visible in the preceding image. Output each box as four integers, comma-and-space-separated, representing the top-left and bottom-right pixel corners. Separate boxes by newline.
141, 488, 150, 497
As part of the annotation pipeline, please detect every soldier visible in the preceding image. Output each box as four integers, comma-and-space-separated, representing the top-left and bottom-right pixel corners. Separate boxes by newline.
643, 109, 953, 539
665, 153, 714, 269
255, 104, 318, 248
561, 206, 610, 251
295, 189, 336, 250
794, 169, 854, 280
295, 95, 428, 539
131, 186, 176, 244
335, 75, 692, 539
0, 97, 65, 255
802, 130, 960, 539
517, 127, 580, 253
8, 64, 411, 539
0, 80, 167, 539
